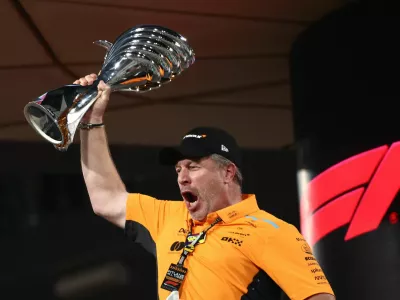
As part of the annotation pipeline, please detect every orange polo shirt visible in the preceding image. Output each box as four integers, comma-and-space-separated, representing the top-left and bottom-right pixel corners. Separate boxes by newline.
125, 193, 334, 300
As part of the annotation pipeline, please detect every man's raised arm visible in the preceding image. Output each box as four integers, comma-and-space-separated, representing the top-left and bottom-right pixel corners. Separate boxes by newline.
78, 73, 128, 228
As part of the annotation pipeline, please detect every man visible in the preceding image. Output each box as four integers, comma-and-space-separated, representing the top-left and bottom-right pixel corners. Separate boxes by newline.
76, 73, 335, 300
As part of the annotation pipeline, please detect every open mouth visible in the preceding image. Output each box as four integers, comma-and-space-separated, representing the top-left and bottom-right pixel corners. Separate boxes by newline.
182, 191, 198, 203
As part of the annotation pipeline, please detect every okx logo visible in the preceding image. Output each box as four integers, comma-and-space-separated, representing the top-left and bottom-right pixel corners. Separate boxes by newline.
221, 236, 243, 246
300, 142, 400, 246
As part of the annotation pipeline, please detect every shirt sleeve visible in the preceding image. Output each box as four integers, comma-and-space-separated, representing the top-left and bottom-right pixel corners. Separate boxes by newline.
253, 224, 335, 300
124, 193, 184, 256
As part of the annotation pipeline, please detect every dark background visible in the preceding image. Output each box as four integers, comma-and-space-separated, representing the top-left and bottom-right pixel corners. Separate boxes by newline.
290, 0, 400, 299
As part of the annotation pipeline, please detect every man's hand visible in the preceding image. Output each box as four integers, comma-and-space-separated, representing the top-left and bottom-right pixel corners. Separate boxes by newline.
73, 73, 111, 123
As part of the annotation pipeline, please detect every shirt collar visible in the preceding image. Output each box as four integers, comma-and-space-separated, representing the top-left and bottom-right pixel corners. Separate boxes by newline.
187, 194, 259, 225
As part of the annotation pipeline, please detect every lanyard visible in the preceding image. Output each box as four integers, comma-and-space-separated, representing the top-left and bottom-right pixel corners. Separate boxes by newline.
161, 217, 223, 292
177, 217, 222, 266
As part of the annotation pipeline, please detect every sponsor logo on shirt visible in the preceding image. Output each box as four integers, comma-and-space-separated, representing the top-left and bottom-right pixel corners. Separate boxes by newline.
228, 231, 250, 237
170, 241, 185, 252
177, 228, 187, 235
221, 236, 243, 246
301, 243, 313, 255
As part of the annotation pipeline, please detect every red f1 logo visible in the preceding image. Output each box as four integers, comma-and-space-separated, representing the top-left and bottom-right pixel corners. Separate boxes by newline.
300, 142, 400, 247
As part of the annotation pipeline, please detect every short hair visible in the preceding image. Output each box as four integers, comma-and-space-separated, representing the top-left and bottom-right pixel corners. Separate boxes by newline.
210, 154, 243, 187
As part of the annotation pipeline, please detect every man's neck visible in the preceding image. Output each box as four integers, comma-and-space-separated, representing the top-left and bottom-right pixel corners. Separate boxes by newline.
227, 187, 242, 206
216, 188, 242, 211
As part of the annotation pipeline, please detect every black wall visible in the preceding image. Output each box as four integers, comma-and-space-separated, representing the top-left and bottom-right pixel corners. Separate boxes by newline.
290, 1, 400, 299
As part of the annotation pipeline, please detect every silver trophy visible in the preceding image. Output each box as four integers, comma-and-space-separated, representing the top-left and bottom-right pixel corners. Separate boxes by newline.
23, 25, 195, 151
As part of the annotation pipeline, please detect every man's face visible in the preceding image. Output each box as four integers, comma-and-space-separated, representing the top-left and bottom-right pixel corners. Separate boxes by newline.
175, 157, 226, 221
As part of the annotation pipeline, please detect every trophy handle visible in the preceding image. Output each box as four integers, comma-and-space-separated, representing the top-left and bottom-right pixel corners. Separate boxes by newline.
94, 40, 113, 62
93, 40, 113, 51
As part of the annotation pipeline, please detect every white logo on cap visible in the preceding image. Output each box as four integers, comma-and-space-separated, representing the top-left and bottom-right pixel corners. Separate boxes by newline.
221, 145, 229, 152
183, 134, 206, 139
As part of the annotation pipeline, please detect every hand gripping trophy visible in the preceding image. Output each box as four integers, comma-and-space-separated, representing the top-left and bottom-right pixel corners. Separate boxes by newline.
23, 25, 195, 151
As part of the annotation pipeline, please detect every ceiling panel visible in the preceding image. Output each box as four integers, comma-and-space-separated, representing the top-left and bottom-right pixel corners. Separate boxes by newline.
0, 67, 71, 121
0, 1, 51, 66
0, 0, 345, 148
23, 0, 304, 63
69, 57, 289, 100
179, 84, 292, 106
0, 104, 293, 149
102, 104, 294, 148
47, 0, 345, 21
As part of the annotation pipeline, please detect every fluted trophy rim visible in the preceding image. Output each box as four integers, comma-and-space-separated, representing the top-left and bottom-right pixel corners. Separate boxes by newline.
101, 24, 195, 70
111, 24, 191, 46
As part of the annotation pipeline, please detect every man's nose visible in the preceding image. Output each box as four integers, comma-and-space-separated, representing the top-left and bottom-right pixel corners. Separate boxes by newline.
178, 169, 191, 185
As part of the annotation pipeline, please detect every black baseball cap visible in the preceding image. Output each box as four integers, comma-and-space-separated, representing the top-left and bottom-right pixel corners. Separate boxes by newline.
158, 127, 242, 169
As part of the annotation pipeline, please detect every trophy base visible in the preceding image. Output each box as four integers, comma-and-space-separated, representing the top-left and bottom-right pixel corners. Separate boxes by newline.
24, 103, 64, 145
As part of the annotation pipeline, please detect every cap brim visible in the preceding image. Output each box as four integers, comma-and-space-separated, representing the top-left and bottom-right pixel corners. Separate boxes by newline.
158, 147, 184, 166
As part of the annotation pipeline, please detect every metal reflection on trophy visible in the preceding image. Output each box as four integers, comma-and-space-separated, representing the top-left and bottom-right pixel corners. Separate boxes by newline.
23, 25, 195, 151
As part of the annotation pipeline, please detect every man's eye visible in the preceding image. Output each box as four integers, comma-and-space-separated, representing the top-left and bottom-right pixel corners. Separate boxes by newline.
189, 165, 199, 170
176, 168, 181, 173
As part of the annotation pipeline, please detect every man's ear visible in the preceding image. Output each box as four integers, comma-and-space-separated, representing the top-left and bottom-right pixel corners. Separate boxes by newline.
224, 163, 236, 184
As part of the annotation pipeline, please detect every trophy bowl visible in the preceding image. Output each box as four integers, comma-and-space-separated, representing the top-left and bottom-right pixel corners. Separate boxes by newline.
23, 24, 195, 151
